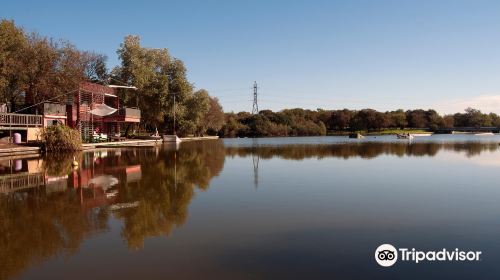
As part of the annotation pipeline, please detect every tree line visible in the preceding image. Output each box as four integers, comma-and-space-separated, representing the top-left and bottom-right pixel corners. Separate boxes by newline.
220, 107, 500, 137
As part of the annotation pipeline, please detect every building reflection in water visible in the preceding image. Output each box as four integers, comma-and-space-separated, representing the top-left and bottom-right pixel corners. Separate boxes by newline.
0, 140, 225, 280
0, 140, 498, 279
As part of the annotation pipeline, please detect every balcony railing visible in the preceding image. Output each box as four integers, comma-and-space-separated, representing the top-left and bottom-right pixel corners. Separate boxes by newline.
0, 113, 43, 127
118, 107, 141, 119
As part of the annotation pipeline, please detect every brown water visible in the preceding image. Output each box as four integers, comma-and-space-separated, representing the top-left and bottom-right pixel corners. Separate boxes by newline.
1, 136, 500, 280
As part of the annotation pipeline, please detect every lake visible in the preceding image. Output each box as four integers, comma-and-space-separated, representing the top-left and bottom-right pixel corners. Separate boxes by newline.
1, 135, 500, 279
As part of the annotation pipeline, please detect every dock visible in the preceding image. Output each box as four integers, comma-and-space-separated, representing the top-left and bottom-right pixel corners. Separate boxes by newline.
84, 136, 219, 149
83, 139, 162, 149
0, 146, 41, 158
0, 136, 220, 157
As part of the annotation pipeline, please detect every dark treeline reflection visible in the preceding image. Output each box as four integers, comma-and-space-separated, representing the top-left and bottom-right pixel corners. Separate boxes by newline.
0, 140, 224, 280
117, 140, 225, 249
225, 142, 500, 160
0, 140, 497, 279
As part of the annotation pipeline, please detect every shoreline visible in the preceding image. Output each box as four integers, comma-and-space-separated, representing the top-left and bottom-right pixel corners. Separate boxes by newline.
2, 133, 499, 158
0, 136, 220, 158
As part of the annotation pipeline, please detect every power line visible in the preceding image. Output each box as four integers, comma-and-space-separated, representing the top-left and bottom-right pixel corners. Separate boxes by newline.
12, 89, 80, 114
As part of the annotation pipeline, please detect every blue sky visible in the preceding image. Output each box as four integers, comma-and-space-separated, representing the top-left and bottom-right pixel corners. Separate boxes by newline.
2, 0, 500, 113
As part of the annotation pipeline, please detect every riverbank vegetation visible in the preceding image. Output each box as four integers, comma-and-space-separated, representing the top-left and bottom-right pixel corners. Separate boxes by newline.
219, 107, 500, 137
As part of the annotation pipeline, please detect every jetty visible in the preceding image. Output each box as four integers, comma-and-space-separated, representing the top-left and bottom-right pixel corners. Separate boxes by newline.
84, 136, 218, 149
0, 136, 219, 157
0, 144, 40, 158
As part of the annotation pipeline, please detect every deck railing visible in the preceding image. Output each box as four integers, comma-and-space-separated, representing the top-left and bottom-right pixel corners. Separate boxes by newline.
118, 107, 141, 119
0, 113, 43, 127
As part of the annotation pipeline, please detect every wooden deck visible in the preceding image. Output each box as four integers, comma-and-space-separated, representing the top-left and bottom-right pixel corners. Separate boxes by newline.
0, 146, 41, 157
0, 113, 43, 128
83, 136, 219, 149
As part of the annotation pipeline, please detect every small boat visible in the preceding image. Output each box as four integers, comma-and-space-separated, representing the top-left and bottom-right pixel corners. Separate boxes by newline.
474, 132, 494, 136
411, 133, 432, 137
163, 134, 182, 143
348, 133, 364, 139
396, 133, 414, 140
452, 131, 472, 134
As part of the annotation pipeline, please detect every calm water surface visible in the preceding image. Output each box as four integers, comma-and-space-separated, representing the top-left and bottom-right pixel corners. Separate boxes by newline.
1, 135, 500, 279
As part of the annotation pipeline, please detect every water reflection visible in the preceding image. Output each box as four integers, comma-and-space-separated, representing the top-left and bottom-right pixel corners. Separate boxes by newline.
0, 140, 225, 279
0, 140, 499, 279
225, 142, 500, 159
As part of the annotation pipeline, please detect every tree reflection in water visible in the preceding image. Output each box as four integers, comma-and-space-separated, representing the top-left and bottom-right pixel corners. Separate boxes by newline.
0, 140, 497, 279
225, 142, 500, 159
116, 140, 225, 249
0, 140, 225, 279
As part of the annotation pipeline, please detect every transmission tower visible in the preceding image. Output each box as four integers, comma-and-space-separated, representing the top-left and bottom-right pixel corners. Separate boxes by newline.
252, 81, 259, 114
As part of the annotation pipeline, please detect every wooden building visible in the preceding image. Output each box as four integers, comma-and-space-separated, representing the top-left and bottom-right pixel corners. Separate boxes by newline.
0, 82, 140, 142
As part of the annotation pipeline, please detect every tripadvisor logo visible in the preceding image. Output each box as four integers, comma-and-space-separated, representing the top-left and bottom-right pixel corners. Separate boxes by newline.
375, 244, 482, 267
375, 244, 398, 267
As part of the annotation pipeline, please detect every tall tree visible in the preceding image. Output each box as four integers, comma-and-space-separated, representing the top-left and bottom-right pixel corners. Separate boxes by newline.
23, 37, 85, 108
464, 107, 484, 128
201, 96, 225, 135
182, 89, 210, 136
82, 51, 108, 84
115, 35, 170, 127
0, 19, 28, 111
165, 58, 194, 133
389, 109, 407, 129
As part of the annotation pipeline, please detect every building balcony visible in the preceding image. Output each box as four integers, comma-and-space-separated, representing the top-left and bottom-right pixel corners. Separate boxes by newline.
0, 113, 43, 127
103, 107, 141, 123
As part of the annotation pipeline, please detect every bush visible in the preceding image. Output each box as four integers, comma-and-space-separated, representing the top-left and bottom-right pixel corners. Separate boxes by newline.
40, 125, 82, 152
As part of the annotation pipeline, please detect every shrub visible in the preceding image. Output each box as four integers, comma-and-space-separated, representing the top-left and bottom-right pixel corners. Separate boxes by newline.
40, 125, 82, 152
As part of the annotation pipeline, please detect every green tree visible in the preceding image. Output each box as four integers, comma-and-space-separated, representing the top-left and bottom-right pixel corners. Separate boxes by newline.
406, 109, 428, 128
115, 35, 171, 128
166, 58, 194, 133
182, 89, 210, 136
330, 109, 352, 130
0, 19, 28, 111
389, 109, 407, 129
443, 114, 454, 128
464, 107, 483, 128
202, 96, 225, 135
426, 109, 443, 130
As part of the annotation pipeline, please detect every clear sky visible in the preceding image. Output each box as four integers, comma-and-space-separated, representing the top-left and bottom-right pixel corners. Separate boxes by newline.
2, 0, 500, 114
